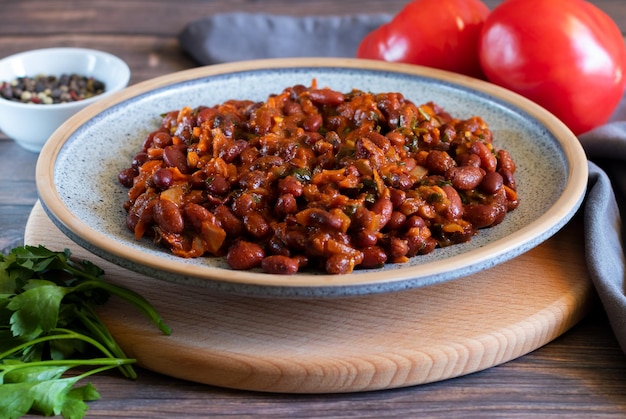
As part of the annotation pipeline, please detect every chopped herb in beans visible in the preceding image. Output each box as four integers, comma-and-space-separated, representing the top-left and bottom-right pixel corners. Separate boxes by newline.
118, 81, 520, 275
0, 73, 105, 104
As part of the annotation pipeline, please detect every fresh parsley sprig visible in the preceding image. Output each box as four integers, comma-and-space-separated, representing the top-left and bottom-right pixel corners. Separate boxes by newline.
0, 245, 172, 419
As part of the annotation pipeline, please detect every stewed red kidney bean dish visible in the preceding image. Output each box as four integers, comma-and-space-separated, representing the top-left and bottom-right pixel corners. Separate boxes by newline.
118, 82, 519, 275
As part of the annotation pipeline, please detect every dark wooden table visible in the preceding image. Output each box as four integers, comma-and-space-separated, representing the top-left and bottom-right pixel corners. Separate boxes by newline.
2, 1, 626, 417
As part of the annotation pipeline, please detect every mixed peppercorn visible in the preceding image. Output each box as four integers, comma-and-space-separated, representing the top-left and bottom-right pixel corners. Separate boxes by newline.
0, 73, 106, 104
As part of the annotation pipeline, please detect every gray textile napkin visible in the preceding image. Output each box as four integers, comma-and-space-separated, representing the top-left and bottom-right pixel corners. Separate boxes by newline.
179, 12, 391, 64
580, 122, 626, 354
179, 13, 626, 354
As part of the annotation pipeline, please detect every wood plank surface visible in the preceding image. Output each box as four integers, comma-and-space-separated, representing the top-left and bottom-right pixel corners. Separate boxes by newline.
4, 1, 626, 417
25, 202, 593, 393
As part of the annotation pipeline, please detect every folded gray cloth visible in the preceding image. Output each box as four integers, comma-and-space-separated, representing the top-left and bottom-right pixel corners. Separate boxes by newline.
179, 13, 626, 354
580, 124, 626, 354
179, 12, 391, 64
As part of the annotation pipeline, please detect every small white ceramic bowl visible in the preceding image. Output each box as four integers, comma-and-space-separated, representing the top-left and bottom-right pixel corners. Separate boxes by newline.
0, 47, 130, 152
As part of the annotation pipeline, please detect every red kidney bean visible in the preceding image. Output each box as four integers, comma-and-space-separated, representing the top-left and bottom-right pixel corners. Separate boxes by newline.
303, 114, 323, 132
439, 123, 456, 144
405, 233, 435, 257
239, 147, 260, 165
480, 171, 503, 195
189, 171, 207, 189
142, 128, 168, 151
153, 199, 184, 234
118, 167, 138, 187
196, 107, 218, 124
389, 189, 406, 208
214, 205, 244, 236
153, 168, 173, 189
424, 150, 456, 175
371, 196, 393, 228
364, 131, 391, 152
296, 208, 344, 231
183, 203, 213, 231
471, 141, 497, 172
386, 211, 407, 231
152, 131, 173, 148
278, 176, 304, 197
353, 229, 379, 248
239, 171, 267, 191
267, 237, 290, 256
456, 153, 481, 168
227, 240, 265, 270
492, 203, 508, 226
386, 131, 407, 148
351, 206, 375, 231
325, 254, 357, 275
393, 173, 415, 190
163, 144, 189, 173
360, 246, 388, 268
441, 184, 463, 220
499, 168, 516, 190
232, 193, 258, 217
244, 212, 270, 239
283, 99, 303, 116
309, 89, 345, 106
283, 228, 308, 251
463, 203, 499, 229
219, 139, 248, 163
132, 152, 149, 169
261, 255, 299, 275
206, 175, 230, 195
405, 215, 426, 229
158, 111, 178, 131
446, 166, 485, 190
275, 193, 298, 217
125, 211, 139, 232
497, 149, 516, 173
387, 237, 409, 259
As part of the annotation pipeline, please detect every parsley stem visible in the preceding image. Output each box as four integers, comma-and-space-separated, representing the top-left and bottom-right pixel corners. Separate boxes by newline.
1, 357, 135, 371
70, 280, 171, 335
74, 362, 136, 381
0, 329, 137, 379
72, 305, 138, 379
0, 328, 138, 379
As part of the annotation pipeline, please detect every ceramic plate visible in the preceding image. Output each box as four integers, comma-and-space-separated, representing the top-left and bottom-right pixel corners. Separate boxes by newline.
36, 58, 588, 297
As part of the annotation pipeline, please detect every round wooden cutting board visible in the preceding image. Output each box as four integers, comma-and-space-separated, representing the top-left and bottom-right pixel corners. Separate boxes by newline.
25, 201, 593, 393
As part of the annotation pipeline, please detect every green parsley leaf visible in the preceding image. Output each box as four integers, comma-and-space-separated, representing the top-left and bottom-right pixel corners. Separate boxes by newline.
8, 281, 68, 340
62, 383, 100, 419
0, 374, 87, 418
0, 245, 171, 418
0, 380, 33, 419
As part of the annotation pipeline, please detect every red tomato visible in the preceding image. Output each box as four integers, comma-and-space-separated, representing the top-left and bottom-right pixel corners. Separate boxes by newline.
356, 0, 490, 78
479, 0, 626, 135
